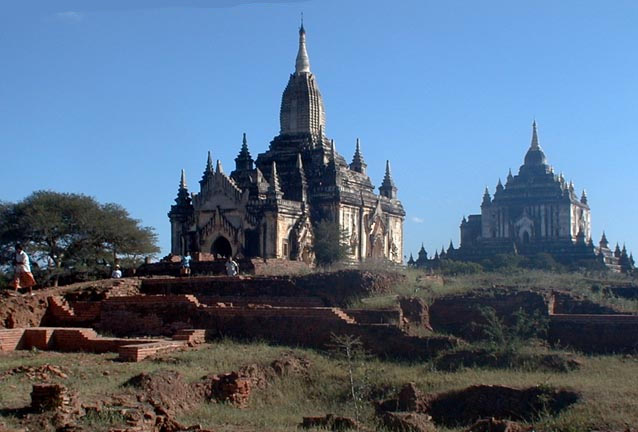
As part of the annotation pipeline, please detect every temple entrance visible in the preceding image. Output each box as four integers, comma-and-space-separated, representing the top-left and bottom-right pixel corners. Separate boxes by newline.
211, 236, 232, 258
522, 231, 530, 244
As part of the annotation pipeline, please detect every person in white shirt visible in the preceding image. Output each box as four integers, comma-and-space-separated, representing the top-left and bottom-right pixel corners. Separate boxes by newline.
13, 244, 36, 295
111, 264, 122, 279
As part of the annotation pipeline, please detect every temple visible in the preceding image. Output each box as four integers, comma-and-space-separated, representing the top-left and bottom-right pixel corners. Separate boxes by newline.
168, 24, 405, 263
418, 122, 631, 271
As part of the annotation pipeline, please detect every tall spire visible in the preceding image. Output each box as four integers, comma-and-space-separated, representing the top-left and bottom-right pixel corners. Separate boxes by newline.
524, 120, 547, 166
180, 169, 187, 189
379, 160, 398, 199
350, 138, 367, 174
531, 120, 540, 149
295, 19, 311, 74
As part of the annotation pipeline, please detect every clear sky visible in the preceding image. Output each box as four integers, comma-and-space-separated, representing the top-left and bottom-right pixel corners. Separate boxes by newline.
2, 0, 637, 260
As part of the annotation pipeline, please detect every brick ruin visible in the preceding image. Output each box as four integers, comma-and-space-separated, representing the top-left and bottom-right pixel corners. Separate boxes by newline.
1, 270, 638, 363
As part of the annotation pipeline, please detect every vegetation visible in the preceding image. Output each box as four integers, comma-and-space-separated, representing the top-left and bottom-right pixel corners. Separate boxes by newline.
0, 191, 159, 286
312, 219, 350, 266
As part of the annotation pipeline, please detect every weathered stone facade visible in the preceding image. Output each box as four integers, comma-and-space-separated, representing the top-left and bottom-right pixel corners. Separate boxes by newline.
169, 25, 404, 263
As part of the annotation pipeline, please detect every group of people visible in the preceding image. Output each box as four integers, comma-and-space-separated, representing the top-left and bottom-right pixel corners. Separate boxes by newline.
180, 252, 239, 276
8, 244, 241, 295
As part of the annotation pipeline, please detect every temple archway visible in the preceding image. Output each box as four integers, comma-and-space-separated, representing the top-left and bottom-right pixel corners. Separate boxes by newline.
211, 236, 232, 258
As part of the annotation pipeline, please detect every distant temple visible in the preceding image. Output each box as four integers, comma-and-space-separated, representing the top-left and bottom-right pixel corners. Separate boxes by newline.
168, 24, 405, 263
409, 122, 633, 272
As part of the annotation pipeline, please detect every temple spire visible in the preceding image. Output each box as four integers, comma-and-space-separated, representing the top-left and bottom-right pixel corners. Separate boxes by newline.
268, 161, 283, 198
531, 120, 540, 149
295, 20, 311, 74
180, 169, 187, 189
206, 151, 213, 173
174, 169, 191, 207
350, 138, 367, 174
201, 151, 214, 183
379, 160, 398, 199
216, 159, 224, 174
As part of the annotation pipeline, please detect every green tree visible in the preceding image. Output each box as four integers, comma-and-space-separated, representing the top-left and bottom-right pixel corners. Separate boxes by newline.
0, 191, 159, 286
312, 219, 349, 266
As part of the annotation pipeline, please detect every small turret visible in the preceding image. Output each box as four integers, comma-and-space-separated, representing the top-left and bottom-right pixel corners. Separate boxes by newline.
614, 243, 621, 258
235, 133, 254, 171
350, 138, 367, 174
580, 190, 588, 205
481, 187, 491, 207
379, 160, 398, 199
268, 161, 283, 199
290, 153, 308, 202
175, 169, 191, 207
201, 151, 214, 184
599, 231, 609, 249
447, 240, 455, 254
417, 244, 427, 261
507, 169, 513, 183
407, 253, 415, 267
496, 179, 504, 194
168, 169, 194, 255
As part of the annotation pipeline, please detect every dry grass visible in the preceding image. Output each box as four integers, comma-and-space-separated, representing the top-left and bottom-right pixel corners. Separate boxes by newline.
2, 340, 637, 432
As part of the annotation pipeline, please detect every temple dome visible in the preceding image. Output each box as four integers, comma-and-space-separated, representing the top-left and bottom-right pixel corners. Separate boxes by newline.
279, 25, 326, 136
523, 121, 547, 166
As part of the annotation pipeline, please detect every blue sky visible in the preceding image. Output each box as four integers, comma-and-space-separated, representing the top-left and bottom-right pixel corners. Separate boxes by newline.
1, 0, 637, 259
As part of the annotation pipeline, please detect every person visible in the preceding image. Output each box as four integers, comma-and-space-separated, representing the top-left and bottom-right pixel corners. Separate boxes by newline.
12, 244, 36, 295
225, 257, 239, 276
111, 264, 122, 279
180, 252, 192, 276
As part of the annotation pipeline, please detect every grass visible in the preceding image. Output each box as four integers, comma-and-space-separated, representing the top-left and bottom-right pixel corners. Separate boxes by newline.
2, 340, 637, 431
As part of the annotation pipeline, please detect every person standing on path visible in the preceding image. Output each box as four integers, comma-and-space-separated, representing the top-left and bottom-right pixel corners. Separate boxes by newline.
13, 244, 36, 295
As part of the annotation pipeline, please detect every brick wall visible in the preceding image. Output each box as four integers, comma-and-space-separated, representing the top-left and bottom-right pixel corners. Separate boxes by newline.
550, 292, 622, 315
429, 291, 549, 339
140, 270, 404, 307
549, 314, 638, 353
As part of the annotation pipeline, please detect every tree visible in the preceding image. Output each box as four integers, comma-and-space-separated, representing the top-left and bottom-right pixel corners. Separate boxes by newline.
312, 219, 349, 266
0, 191, 159, 286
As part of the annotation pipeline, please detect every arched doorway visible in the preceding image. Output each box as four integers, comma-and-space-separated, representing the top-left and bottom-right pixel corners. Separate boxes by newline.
211, 236, 232, 258
522, 231, 530, 244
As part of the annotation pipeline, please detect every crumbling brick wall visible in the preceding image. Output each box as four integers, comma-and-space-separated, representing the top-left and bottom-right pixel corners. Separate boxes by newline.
429, 290, 548, 339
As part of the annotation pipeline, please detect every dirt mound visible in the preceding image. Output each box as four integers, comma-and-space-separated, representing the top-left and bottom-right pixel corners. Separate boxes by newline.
380, 412, 436, 432
125, 370, 199, 413
429, 384, 579, 427
376, 383, 579, 428
434, 348, 582, 373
